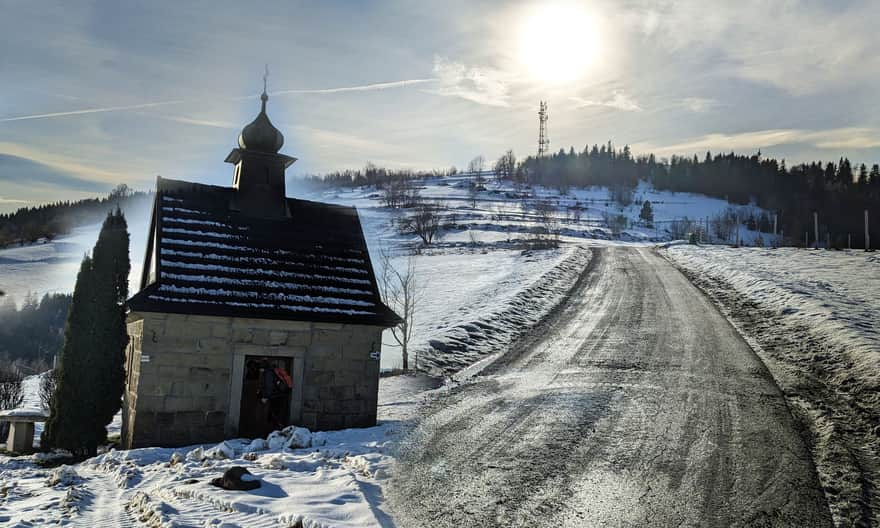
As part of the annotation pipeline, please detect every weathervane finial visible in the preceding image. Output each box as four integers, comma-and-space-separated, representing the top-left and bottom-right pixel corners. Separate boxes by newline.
263, 64, 269, 96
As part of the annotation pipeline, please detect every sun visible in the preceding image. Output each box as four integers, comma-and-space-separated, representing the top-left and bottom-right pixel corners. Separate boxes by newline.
518, 4, 601, 84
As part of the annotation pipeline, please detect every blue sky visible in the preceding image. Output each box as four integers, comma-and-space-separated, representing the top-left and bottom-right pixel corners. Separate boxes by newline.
2, 0, 879, 212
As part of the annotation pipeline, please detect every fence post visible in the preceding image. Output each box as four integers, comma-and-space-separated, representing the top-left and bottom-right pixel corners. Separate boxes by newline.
866, 210, 871, 251
813, 212, 819, 249
773, 214, 778, 248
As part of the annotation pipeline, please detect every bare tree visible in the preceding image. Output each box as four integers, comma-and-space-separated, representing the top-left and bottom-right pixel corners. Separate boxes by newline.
0, 365, 24, 440
379, 250, 421, 372
494, 150, 516, 183
411, 202, 442, 246
468, 183, 479, 209
534, 199, 560, 247
468, 155, 486, 188
40, 369, 58, 412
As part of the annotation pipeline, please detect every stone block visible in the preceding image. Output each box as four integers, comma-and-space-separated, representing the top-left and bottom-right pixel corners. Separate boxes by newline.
339, 400, 364, 414
197, 337, 229, 355
136, 395, 165, 412
313, 322, 344, 331
202, 353, 231, 370
205, 410, 226, 428
212, 324, 231, 338
344, 414, 374, 429
188, 366, 215, 379
165, 318, 213, 339
310, 343, 342, 361
171, 381, 193, 397
286, 332, 312, 346
156, 412, 175, 427
193, 396, 217, 410
330, 386, 355, 401
301, 412, 318, 430
335, 371, 361, 386
175, 411, 205, 428
302, 399, 320, 412
342, 346, 368, 361
354, 383, 378, 400
302, 386, 320, 401
164, 397, 193, 412
318, 414, 345, 430
233, 328, 254, 343
269, 331, 287, 346
321, 399, 340, 413
307, 371, 335, 385
312, 329, 349, 346
252, 329, 270, 345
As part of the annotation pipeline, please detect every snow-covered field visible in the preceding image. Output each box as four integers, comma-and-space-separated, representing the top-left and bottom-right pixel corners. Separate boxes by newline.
310, 176, 759, 370
662, 245, 880, 526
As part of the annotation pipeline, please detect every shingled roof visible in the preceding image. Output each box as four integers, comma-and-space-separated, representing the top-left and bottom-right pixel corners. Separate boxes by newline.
127, 177, 400, 327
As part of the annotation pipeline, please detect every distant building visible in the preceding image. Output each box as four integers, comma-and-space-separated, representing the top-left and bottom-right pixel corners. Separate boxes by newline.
121, 87, 400, 449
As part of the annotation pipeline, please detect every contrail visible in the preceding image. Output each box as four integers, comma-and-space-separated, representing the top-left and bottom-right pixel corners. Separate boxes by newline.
272, 78, 436, 95
0, 100, 187, 123
0, 78, 437, 123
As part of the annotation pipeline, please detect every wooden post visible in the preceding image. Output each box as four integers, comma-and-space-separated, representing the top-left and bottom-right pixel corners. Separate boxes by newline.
804, 232, 808, 248
827, 233, 830, 250
773, 214, 778, 248
866, 210, 871, 251
813, 212, 819, 249
848, 234, 852, 250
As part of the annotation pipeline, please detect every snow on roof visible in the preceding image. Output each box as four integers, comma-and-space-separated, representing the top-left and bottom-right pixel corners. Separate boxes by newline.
127, 178, 400, 327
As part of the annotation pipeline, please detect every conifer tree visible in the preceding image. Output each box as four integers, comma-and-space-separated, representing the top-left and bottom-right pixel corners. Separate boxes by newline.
640, 200, 654, 227
42, 209, 130, 457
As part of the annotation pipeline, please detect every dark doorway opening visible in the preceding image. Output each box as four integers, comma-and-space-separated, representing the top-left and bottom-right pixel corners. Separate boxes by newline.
238, 355, 293, 439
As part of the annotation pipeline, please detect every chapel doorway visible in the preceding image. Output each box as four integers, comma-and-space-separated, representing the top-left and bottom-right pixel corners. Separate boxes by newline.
238, 356, 293, 439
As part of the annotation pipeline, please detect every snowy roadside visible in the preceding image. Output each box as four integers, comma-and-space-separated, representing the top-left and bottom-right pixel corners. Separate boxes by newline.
0, 374, 440, 527
661, 245, 880, 527
413, 245, 593, 377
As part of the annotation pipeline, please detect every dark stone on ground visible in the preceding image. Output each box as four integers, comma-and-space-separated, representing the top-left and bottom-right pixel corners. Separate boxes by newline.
210, 466, 261, 491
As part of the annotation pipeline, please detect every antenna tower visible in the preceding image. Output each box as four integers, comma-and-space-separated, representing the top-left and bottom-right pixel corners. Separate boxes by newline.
538, 101, 550, 157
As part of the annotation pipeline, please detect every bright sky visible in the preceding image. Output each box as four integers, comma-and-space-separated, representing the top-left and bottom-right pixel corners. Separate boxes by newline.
2, 0, 879, 212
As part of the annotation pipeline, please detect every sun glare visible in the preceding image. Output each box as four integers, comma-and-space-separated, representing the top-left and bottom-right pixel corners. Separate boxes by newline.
518, 4, 600, 84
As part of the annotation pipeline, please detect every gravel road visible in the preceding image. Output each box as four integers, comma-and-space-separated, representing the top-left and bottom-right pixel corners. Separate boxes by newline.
389, 246, 832, 527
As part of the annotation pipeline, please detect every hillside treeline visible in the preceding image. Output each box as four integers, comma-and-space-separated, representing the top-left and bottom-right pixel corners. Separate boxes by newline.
517, 144, 879, 248
0, 184, 151, 248
0, 292, 71, 371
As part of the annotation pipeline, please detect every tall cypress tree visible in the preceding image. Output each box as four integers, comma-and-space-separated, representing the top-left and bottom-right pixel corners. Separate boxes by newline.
42, 209, 130, 457
91, 208, 130, 445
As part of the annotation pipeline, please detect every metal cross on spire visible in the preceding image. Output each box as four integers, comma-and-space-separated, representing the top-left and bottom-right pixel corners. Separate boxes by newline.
263, 64, 269, 95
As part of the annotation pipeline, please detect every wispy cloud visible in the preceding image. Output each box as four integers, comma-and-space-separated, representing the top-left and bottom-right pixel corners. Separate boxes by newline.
428, 56, 510, 107
0, 142, 123, 184
571, 91, 642, 112
682, 97, 719, 113
0, 100, 187, 123
142, 113, 239, 130
0, 153, 110, 193
273, 78, 436, 96
0, 79, 436, 124
634, 127, 880, 157
0, 196, 30, 205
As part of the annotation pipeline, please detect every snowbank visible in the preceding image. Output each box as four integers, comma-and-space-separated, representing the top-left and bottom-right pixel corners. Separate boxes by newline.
414, 246, 592, 376
0, 374, 437, 527
663, 245, 880, 526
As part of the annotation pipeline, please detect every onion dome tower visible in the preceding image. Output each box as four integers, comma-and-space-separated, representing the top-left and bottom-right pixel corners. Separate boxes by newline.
225, 67, 297, 218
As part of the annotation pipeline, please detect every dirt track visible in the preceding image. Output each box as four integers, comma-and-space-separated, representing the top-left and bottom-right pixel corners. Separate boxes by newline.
389, 246, 832, 527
